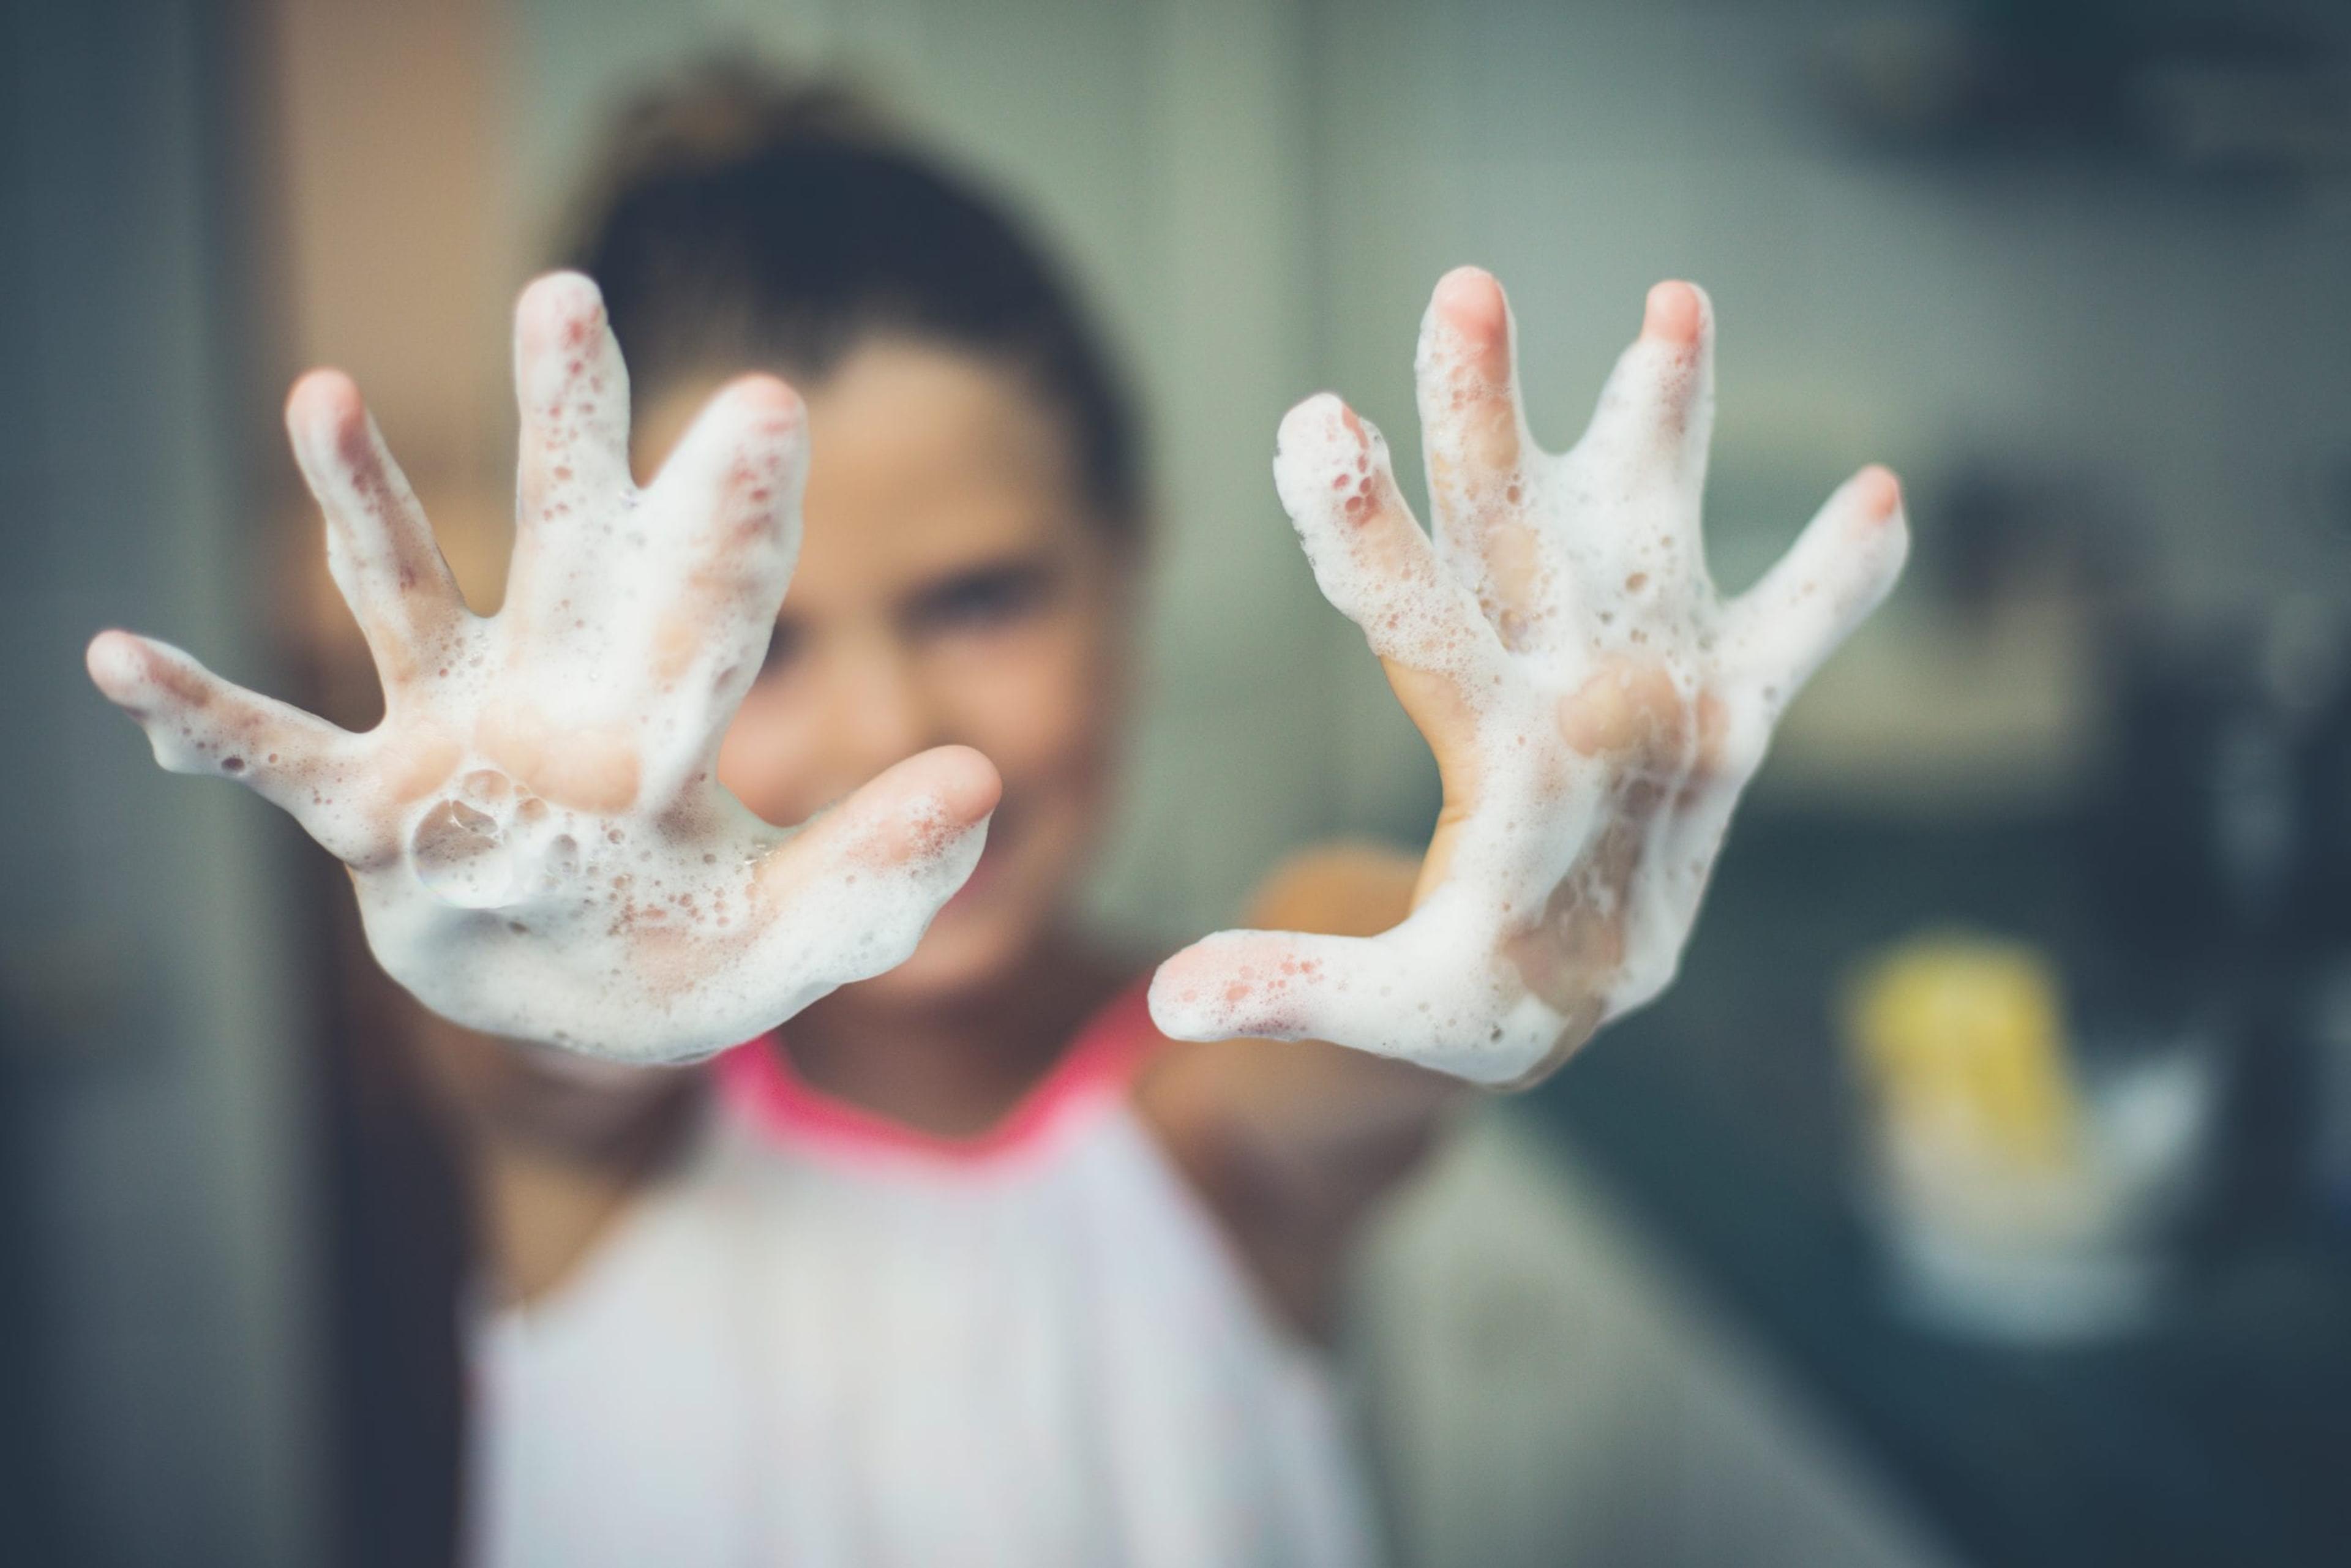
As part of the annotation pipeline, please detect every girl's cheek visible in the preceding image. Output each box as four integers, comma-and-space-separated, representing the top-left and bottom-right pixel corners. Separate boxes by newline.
716, 685, 819, 825
938, 620, 1113, 782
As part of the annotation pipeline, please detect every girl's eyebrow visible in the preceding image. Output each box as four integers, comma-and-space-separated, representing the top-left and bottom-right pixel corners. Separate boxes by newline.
898, 549, 1063, 617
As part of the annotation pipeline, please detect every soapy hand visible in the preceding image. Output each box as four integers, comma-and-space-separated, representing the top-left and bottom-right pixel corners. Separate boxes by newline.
88, 274, 997, 1063
1150, 269, 1908, 1084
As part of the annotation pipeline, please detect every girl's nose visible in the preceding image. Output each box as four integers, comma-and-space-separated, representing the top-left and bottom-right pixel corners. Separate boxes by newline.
822, 629, 937, 780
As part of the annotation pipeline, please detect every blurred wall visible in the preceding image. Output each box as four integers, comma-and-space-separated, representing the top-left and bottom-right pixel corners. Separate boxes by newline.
258, 0, 2351, 931
0, 3, 326, 1565
490, 0, 2351, 925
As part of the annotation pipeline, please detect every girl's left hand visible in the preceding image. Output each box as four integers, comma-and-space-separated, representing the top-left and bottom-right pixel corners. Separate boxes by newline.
1149, 268, 1908, 1085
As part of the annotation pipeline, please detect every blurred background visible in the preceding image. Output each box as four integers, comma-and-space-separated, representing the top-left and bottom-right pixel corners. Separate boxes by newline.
5, 0, 2350, 1564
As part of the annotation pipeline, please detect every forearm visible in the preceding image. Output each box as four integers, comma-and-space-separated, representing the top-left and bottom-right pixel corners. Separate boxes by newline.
1139, 841, 1472, 1332
406, 1011, 703, 1302
1142, 1032, 1460, 1334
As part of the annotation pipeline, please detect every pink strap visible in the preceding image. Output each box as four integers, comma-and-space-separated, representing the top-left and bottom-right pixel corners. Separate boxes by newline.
713, 979, 1161, 1171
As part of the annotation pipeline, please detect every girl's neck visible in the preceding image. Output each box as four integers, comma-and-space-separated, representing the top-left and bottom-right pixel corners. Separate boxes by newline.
779, 927, 1131, 1139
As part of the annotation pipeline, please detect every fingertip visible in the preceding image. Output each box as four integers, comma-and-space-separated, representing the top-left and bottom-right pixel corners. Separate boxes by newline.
85, 629, 146, 702
923, 743, 1003, 827
1852, 463, 1902, 520
839, 748, 1000, 873
525, 269, 599, 303
1277, 391, 1343, 449
516, 270, 607, 351
1433, 265, 1508, 344
284, 368, 363, 447
1641, 280, 1708, 347
718, 372, 807, 433
1429, 265, 1504, 334
1145, 986, 1202, 1042
1146, 943, 1227, 1041
1146, 929, 1338, 1043
1278, 391, 1375, 461
1869, 474, 1914, 578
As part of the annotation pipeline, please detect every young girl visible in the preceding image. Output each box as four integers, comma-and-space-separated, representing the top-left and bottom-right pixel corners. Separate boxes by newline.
86, 70, 1905, 1568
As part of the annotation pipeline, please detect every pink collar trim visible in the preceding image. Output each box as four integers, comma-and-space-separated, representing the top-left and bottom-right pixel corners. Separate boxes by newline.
713, 979, 1161, 1171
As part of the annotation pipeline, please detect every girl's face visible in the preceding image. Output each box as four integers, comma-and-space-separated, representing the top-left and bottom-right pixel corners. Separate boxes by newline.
639, 340, 1134, 1005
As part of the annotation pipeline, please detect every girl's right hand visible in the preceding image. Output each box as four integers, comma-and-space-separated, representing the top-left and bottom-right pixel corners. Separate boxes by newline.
88, 274, 999, 1064
1150, 269, 1907, 1085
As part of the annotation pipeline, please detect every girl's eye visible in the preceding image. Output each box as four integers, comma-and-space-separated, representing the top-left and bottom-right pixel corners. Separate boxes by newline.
910, 565, 1054, 637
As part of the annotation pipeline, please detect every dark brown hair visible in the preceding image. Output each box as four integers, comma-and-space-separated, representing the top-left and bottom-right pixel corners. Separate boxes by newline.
564, 62, 1146, 538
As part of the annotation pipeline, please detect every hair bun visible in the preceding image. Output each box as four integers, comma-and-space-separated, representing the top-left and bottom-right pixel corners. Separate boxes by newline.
557, 59, 891, 261
558, 56, 1145, 535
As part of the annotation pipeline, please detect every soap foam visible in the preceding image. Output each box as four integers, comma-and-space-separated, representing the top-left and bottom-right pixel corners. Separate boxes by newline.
90, 273, 990, 1064
1150, 273, 1908, 1084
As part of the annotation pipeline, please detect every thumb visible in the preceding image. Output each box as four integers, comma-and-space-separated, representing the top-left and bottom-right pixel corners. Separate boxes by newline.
757, 745, 1000, 906
1150, 917, 1554, 1084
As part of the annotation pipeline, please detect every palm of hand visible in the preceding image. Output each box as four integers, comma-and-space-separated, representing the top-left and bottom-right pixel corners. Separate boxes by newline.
88, 275, 997, 1063
1150, 271, 1908, 1084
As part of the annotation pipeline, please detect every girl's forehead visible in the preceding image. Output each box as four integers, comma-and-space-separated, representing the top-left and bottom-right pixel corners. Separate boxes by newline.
637, 341, 1103, 599
806, 340, 1076, 508
638, 342, 1076, 501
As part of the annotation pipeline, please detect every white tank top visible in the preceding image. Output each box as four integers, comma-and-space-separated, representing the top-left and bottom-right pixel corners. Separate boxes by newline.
463, 985, 1383, 1567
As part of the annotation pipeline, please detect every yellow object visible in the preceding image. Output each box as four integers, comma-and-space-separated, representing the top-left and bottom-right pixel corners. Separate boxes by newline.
1843, 932, 2085, 1170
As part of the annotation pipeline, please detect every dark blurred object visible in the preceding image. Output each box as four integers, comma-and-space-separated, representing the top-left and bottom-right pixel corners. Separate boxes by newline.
2297, 609, 2351, 945
2306, 959, 2351, 1228
2090, 597, 2351, 1229
2294, 626, 2351, 1228
1816, 1, 2351, 178
1923, 459, 2136, 620
2094, 621, 2300, 955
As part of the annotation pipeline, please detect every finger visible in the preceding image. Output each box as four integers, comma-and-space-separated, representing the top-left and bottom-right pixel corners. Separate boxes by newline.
746, 746, 1001, 999
640, 375, 809, 746
1720, 465, 1909, 711
1151, 929, 1395, 1044
1415, 267, 1542, 639
506, 272, 633, 623
1572, 281, 1715, 508
1273, 393, 1493, 685
1150, 919, 1552, 1084
284, 370, 468, 684
760, 745, 1001, 898
86, 629, 373, 860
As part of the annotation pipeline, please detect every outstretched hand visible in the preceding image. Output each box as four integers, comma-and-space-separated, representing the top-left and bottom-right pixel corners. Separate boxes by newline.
1150, 268, 1907, 1085
88, 274, 998, 1063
